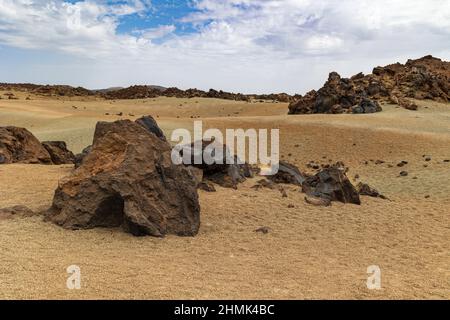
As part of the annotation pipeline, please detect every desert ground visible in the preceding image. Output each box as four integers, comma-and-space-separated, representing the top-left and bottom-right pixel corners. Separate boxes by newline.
0, 90, 449, 299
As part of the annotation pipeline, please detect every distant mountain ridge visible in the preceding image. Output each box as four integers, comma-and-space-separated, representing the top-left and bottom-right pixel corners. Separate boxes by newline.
93, 85, 167, 93
2, 55, 448, 105
0, 83, 296, 102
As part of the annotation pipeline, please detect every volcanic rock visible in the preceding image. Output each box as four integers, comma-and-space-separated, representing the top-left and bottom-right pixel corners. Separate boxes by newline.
74, 145, 92, 168
42, 141, 75, 165
198, 181, 216, 192
302, 167, 361, 205
289, 55, 449, 115
45, 119, 201, 237
135, 115, 167, 141
304, 195, 332, 207
0, 126, 52, 164
268, 161, 306, 186
398, 98, 418, 111
356, 182, 387, 199
179, 139, 254, 189
351, 98, 382, 114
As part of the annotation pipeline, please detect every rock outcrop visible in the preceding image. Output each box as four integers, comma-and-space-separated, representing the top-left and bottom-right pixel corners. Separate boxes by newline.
288, 72, 382, 114
42, 141, 75, 165
46, 119, 201, 237
289, 55, 449, 114
0, 126, 52, 164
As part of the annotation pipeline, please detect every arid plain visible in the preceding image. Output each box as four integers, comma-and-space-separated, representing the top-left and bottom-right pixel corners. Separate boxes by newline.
0, 90, 449, 299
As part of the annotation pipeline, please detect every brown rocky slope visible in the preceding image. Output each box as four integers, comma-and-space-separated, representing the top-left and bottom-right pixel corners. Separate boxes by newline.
289, 55, 449, 114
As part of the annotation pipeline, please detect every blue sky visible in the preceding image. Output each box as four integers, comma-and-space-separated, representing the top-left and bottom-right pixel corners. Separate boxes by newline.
116, 1, 199, 36
0, 0, 449, 93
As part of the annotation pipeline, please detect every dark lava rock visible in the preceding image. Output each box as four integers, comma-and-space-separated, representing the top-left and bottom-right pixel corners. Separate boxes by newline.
356, 182, 387, 199
351, 98, 382, 114
302, 167, 361, 205
45, 119, 201, 237
255, 226, 271, 234
135, 115, 167, 141
268, 161, 306, 186
42, 141, 75, 165
179, 139, 254, 189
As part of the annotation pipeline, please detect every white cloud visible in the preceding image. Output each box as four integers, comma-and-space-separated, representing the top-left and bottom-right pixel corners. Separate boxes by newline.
0, 0, 449, 93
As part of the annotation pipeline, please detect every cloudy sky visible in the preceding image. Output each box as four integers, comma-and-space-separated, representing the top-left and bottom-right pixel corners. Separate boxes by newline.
0, 0, 449, 94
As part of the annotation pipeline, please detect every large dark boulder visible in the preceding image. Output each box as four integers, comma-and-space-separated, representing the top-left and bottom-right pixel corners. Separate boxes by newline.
0, 126, 52, 164
42, 141, 75, 165
45, 119, 201, 237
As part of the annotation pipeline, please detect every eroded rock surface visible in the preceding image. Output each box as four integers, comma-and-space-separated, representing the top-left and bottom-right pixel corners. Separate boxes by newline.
42, 141, 75, 165
0, 126, 52, 164
46, 119, 200, 237
289, 55, 449, 114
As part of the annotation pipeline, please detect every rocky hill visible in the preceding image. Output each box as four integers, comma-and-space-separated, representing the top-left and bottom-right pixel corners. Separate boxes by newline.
288, 55, 450, 114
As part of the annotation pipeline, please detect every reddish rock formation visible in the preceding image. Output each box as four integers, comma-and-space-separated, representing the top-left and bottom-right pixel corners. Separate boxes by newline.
45, 119, 201, 237
0, 126, 52, 164
289, 55, 449, 114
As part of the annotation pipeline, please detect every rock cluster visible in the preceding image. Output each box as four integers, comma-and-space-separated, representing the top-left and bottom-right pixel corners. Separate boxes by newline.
0, 126, 75, 165
289, 55, 449, 114
253, 161, 361, 206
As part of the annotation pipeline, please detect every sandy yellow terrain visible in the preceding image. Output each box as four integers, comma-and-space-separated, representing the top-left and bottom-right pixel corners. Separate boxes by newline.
0, 91, 449, 299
